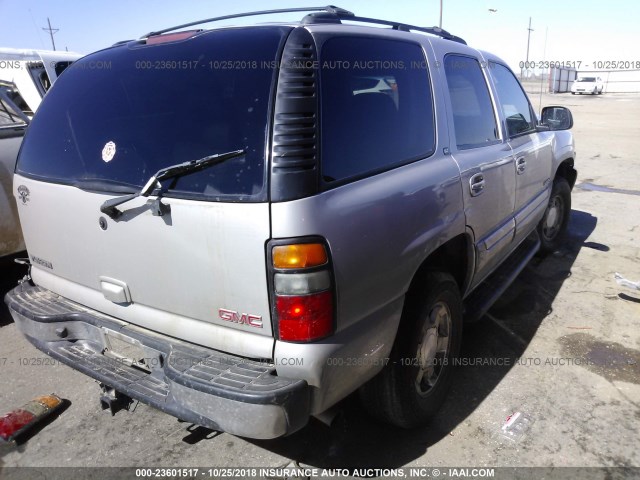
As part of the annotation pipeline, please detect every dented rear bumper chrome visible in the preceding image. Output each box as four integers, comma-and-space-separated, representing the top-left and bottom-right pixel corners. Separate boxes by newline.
4, 282, 310, 439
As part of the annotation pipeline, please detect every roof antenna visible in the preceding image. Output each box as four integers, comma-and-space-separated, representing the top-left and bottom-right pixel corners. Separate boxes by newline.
538, 26, 548, 114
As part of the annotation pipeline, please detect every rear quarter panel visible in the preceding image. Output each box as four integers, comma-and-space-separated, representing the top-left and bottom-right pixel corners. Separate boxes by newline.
270, 153, 464, 411
271, 156, 464, 332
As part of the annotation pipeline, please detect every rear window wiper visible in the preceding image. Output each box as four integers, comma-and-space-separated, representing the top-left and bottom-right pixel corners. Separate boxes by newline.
100, 149, 245, 219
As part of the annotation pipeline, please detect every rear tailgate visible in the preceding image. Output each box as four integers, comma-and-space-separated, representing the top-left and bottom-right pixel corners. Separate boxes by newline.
14, 176, 273, 358
14, 27, 292, 359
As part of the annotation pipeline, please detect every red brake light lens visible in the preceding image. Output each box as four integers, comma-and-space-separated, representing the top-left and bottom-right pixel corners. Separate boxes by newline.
0, 410, 35, 441
276, 291, 333, 342
146, 30, 200, 45
0, 394, 63, 442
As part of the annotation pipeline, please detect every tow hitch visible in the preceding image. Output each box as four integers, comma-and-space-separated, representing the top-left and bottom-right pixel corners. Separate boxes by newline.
99, 385, 133, 416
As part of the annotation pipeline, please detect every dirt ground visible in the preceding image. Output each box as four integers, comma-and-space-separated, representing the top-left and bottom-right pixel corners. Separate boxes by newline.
0, 92, 639, 474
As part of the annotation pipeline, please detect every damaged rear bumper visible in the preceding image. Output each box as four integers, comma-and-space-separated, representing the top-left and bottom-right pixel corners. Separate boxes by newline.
4, 282, 310, 439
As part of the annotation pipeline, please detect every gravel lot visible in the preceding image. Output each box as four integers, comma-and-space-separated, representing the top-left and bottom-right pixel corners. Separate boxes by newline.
1, 92, 639, 474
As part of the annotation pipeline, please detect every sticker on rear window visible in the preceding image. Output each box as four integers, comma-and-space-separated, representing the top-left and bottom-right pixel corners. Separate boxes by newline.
102, 141, 116, 162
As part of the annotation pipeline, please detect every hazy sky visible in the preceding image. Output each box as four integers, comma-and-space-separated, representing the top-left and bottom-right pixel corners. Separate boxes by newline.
1, 0, 639, 72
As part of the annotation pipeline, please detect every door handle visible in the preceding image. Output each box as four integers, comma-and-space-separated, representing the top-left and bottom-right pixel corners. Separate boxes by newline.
516, 157, 527, 175
469, 173, 485, 197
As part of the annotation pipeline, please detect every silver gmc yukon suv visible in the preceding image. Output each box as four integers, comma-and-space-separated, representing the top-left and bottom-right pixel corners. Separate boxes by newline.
5, 6, 576, 439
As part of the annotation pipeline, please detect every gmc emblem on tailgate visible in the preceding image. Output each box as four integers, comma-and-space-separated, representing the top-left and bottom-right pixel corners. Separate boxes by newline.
218, 308, 263, 328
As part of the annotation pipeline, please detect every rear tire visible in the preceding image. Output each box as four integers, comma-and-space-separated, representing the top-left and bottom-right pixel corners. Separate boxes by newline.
538, 177, 571, 253
359, 272, 462, 428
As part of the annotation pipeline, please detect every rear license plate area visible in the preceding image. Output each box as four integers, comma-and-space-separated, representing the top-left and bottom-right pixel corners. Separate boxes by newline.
101, 328, 151, 373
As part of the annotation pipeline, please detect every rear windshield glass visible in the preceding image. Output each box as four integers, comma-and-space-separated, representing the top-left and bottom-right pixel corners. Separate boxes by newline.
17, 27, 288, 202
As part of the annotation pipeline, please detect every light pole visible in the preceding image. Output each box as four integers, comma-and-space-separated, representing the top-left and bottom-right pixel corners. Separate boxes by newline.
439, 0, 443, 28
524, 17, 534, 78
42, 17, 59, 51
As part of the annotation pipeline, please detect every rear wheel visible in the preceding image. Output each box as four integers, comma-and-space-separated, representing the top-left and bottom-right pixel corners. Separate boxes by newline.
538, 177, 571, 253
359, 272, 462, 428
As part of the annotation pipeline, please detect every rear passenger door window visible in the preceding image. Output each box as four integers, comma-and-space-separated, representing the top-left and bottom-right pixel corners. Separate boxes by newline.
320, 37, 435, 183
443, 55, 499, 149
489, 62, 535, 137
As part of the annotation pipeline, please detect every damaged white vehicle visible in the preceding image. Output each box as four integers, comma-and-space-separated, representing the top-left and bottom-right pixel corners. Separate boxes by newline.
0, 49, 80, 257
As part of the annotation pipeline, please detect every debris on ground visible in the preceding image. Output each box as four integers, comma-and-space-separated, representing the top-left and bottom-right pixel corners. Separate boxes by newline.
615, 273, 640, 291
0, 394, 65, 445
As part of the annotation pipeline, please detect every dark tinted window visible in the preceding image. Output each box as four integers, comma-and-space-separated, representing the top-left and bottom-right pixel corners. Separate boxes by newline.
490, 62, 535, 137
54, 61, 74, 77
17, 27, 288, 201
320, 37, 435, 183
444, 55, 498, 149
0, 85, 27, 127
6, 88, 32, 117
0, 98, 24, 126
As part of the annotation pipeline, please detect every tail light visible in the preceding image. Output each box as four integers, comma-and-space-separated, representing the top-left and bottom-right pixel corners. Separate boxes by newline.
269, 240, 335, 342
0, 394, 64, 443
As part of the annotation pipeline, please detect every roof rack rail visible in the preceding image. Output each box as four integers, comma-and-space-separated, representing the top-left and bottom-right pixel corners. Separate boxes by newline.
140, 5, 466, 45
318, 13, 466, 44
141, 5, 354, 38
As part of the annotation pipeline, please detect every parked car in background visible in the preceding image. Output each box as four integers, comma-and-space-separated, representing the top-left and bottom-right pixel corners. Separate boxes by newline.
0, 48, 81, 257
0, 82, 29, 256
571, 76, 604, 95
0, 48, 81, 115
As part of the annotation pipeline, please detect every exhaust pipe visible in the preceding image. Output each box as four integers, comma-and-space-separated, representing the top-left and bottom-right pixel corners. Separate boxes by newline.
99, 385, 132, 416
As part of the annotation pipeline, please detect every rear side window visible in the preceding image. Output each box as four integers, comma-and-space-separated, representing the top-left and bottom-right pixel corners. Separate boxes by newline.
444, 55, 498, 149
489, 62, 535, 137
320, 37, 435, 183
17, 27, 288, 202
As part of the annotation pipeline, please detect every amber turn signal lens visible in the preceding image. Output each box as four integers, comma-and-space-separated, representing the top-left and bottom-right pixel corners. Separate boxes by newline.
33, 395, 62, 409
272, 244, 328, 269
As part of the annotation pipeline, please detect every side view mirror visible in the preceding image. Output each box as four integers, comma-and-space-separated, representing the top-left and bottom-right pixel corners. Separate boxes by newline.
540, 106, 573, 131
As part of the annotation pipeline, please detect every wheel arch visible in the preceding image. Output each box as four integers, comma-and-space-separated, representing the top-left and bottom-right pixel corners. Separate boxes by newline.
406, 232, 474, 302
555, 158, 577, 190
